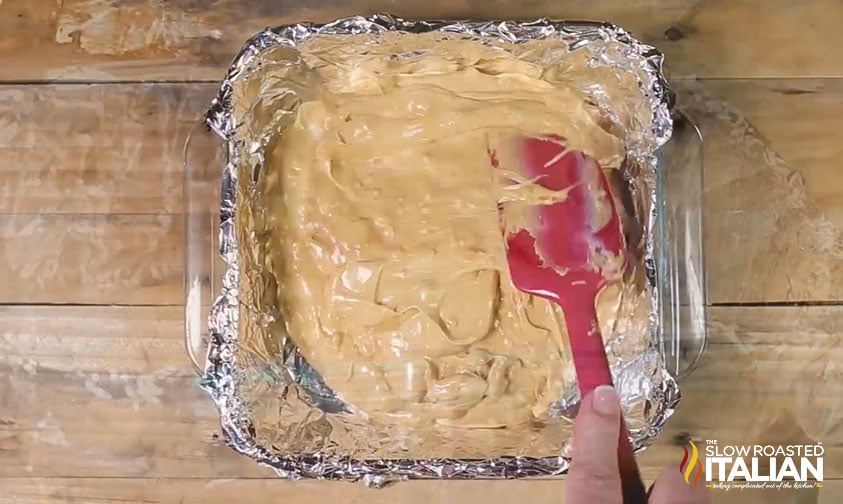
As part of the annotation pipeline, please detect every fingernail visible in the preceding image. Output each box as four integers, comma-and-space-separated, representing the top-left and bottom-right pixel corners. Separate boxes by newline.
592, 385, 620, 417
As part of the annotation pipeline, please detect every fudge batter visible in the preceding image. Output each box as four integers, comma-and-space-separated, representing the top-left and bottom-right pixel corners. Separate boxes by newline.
261, 33, 641, 428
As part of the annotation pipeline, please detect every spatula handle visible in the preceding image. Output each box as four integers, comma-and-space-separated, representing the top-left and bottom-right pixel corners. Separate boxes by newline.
563, 295, 647, 504
618, 423, 647, 504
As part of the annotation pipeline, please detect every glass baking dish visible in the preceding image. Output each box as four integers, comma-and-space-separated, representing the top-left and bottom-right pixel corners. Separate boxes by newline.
183, 109, 706, 382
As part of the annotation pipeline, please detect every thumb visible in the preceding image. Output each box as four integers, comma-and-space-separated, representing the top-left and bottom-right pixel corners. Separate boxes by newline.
565, 385, 622, 504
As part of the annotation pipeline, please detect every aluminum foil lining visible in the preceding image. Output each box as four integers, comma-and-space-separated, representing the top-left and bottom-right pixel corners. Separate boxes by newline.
202, 13, 679, 486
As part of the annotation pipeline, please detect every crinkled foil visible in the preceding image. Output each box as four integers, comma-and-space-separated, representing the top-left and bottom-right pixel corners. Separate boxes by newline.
202, 13, 679, 486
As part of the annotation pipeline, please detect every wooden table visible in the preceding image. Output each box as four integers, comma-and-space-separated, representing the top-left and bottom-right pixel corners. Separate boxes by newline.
1, 1, 841, 502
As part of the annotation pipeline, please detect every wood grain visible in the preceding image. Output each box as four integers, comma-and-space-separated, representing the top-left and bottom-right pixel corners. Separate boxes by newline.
0, 214, 182, 305
0, 477, 840, 504
0, 84, 215, 215
1, 306, 840, 484
1, 0, 841, 81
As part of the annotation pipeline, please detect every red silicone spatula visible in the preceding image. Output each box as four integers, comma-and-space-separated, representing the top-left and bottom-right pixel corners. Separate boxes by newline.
491, 136, 646, 503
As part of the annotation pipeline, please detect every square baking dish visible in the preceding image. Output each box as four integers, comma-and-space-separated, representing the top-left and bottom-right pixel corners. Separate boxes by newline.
183, 15, 706, 482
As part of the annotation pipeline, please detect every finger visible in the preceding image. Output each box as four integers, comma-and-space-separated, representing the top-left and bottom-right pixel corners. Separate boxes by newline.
565, 385, 623, 504
649, 464, 712, 504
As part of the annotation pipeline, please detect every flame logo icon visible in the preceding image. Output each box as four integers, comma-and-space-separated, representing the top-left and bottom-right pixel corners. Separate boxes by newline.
679, 440, 704, 487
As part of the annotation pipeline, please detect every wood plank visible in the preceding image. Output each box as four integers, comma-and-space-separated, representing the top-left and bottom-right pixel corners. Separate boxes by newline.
0, 214, 182, 305
1, 0, 841, 81
703, 79, 843, 232
0, 84, 215, 215
654, 0, 843, 79
1, 477, 841, 504
0, 306, 184, 374
0, 307, 271, 479
708, 304, 843, 347
673, 79, 843, 303
1, 306, 840, 482
641, 306, 843, 480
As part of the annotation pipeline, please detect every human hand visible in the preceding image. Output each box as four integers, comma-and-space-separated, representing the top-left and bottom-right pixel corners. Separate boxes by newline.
565, 385, 711, 504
